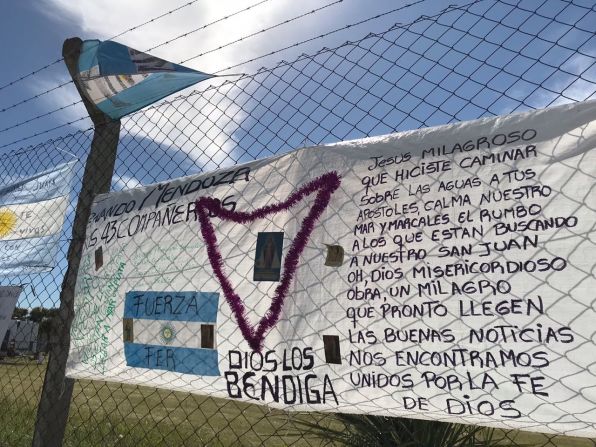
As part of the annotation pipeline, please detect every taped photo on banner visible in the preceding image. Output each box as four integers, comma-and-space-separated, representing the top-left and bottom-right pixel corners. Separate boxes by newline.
66, 100, 596, 437
253, 232, 284, 281
0, 161, 76, 275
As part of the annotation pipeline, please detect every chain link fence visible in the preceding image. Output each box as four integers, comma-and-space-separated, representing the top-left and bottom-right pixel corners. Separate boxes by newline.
1, 0, 595, 446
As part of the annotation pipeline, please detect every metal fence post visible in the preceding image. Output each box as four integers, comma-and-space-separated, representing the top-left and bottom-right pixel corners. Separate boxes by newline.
32, 37, 121, 447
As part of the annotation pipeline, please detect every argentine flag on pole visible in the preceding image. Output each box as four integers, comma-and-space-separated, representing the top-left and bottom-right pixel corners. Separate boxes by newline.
77, 40, 214, 120
123, 291, 220, 376
0, 161, 76, 276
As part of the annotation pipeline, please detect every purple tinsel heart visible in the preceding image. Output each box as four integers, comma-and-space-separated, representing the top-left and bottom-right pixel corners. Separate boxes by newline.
195, 171, 341, 351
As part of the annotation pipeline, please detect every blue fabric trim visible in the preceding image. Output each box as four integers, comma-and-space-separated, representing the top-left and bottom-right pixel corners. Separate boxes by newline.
124, 291, 219, 323
95, 71, 213, 119
124, 343, 220, 376
78, 40, 101, 72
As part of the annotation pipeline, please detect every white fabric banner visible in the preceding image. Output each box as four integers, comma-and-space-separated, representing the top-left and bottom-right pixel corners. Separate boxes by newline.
0, 286, 23, 346
0, 197, 68, 241
67, 100, 596, 437
0, 161, 76, 275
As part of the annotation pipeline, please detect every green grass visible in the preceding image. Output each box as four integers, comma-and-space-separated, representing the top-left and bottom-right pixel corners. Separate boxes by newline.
1, 359, 594, 447
0, 359, 334, 447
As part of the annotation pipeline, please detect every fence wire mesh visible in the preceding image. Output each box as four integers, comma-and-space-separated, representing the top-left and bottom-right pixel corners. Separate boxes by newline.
1, 0, 596, 446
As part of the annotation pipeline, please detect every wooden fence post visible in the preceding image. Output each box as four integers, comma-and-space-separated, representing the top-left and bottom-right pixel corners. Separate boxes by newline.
32, 37, 121, 447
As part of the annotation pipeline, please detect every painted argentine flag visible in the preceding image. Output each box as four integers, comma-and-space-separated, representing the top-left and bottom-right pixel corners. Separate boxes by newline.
0, 161, 76, 276
123, 291, 220, 376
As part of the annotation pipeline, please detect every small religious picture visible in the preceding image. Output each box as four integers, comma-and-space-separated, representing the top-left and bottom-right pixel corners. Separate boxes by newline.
324, 244, 344, 267
253, 232, 284, 281
95, 246, 103, 270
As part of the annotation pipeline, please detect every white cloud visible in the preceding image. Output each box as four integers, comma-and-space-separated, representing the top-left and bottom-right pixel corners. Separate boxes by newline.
505, 55, 596, 113
112, 173, 143, 191
122, 79, 246, 167
30, 76, 92, 131
36, 0, 351, 165
39, 0, 342, 74
33, 0, 474, 166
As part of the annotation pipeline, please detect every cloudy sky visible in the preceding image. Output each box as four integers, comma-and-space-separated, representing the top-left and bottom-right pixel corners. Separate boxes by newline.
0, 0, 471, 153
0, 0, 594, 309
1, 0, 479, 307
2, 0, 593, 157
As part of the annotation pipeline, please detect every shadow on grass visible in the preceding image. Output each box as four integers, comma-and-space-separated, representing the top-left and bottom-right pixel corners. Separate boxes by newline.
1, 362, 595, 446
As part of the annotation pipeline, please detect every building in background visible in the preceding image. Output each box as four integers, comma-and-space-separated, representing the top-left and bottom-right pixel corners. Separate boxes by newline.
0, 319, 38, 354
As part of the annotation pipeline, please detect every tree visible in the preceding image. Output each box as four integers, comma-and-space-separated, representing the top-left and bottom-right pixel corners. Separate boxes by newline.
28, 307, 59, 336
12, 307, 28, 320
28, 306, 46, 323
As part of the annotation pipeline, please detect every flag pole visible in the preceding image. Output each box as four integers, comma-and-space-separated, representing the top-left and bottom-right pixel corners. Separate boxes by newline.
33, 37, 121, 447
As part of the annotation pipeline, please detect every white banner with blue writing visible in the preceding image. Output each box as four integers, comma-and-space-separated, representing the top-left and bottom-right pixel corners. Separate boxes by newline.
0, 161, 76, 275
